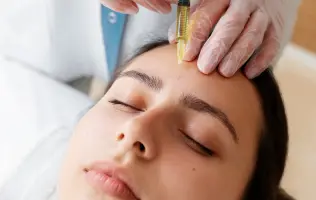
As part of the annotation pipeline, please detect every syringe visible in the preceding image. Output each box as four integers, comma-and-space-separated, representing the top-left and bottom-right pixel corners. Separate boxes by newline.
176, 0, 190, 64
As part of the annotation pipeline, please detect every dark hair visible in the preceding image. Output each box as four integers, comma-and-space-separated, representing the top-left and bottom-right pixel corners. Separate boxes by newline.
106, 40, 294, 200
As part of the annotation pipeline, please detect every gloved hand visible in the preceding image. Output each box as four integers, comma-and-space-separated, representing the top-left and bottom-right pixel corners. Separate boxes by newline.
101, 0, 300, 78
169, 0, 301, 78
100, 0, 177, 14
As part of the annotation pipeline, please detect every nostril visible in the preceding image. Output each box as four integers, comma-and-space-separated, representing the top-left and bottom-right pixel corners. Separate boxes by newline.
134, 141, 146, 152
139, 143, 145, 152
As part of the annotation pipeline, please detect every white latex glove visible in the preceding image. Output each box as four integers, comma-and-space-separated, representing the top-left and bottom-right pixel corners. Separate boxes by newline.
100, 0, 177, 14
169, 0, 301, 78
101, 0, 301, 78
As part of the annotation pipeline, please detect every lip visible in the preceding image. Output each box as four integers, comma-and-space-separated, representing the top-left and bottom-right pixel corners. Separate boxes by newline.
84, 162, 140, 200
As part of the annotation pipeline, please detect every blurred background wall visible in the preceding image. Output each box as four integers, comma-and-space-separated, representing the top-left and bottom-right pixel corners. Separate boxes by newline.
275, 0, 316, 199
292, 0, 316, 53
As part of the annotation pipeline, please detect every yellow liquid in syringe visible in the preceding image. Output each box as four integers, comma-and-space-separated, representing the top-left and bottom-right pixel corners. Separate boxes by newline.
176, 5, 190, 64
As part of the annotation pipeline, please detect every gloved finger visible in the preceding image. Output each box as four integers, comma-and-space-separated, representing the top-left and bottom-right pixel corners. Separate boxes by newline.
135, 0, 159, 12
168, 21, 177, 44
218, 9, 269, 77
244, 24, 280, 78
183, 0, 229, 61
197, 2, 255, 74
100, 0, 139, 14
142, 0, 172, 14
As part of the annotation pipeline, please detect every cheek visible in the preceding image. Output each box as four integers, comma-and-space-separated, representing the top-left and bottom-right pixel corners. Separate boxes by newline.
160, 160, 245, 199
65, 104, 122, 166
158, 145, 250, 200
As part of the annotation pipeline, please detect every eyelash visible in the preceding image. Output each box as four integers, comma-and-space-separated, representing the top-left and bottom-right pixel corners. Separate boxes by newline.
109, 99, 143, 112
109, 99, 214, 157
180, 130, 215, 157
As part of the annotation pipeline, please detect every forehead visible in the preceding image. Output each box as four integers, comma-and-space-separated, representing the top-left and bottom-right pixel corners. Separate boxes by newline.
123, 44, 263, 142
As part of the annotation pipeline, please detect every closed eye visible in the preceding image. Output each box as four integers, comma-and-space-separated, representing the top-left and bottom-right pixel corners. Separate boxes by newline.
179, 130, 215, 157
108, 99, 144, 112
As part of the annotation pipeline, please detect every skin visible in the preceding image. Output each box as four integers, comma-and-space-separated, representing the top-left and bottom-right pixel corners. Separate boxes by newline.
58, 45, 263, 200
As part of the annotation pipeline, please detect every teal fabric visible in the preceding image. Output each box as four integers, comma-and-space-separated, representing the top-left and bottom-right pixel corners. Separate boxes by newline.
101, 6, 127, 76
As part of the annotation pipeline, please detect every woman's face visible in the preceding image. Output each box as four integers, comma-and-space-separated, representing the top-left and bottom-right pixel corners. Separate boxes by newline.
58, 45, 263, 200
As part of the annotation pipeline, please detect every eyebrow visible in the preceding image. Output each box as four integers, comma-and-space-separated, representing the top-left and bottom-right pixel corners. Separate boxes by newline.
118, 70, 238, 143
118, 70, 163, 91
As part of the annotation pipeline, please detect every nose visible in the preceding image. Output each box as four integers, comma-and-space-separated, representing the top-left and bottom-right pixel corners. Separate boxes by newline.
115, 117, 159, 161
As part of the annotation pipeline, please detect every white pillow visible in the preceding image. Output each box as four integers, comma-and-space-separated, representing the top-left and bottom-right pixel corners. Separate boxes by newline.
0, 0, 107, 81
0, 57, 93, 188
0, 126, 70, 200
